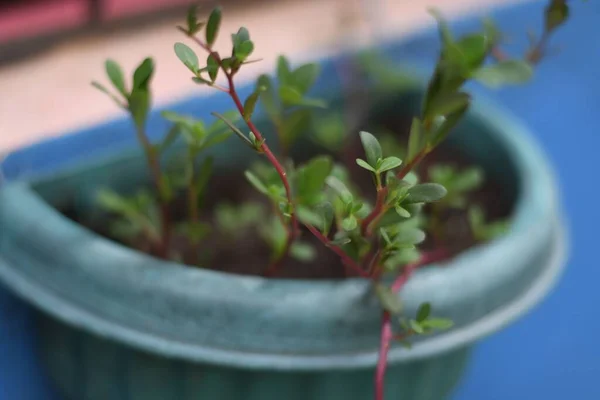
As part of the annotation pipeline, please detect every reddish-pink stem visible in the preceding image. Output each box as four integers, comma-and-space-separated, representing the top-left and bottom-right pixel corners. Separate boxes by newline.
304, 224, 370, 278
375, 265, 416, 400
374, 247, 450, 400
188, 35, 299, 275
375, 310, 392, 400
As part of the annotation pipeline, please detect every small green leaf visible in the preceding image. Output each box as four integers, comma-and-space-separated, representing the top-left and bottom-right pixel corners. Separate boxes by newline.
375, 285, 403, 314
91, 81, 125, 107
257, 75, 279, 120
158, 173, 174, 202
245, 170, 269, 195
161, 110, 192, 125
232, 27, 250, 46
453, 167, 484, 192
416, 302, 431, 322
204, 131, 232, 148
342, 216, 358, 231
211, 112, 252, 147
356, 158, 376, 172
195, 157, 213, 192
290, 63, 320, 94
394, 228, 426, 245
378, 157, 402, 173
317, 202, 334, 234
205, 7, 222, 46
407, 118, 424, 162
129, 89, 150, 129
394, 205, 411, 218
428, 8, 453, 45
296, 156, 333, 200
192, 76, 211, 85
425, 92, 471, 120
91, 81, 110, 95
277, 55, 291, 84
310, 113, 346, 151
220, 57, 236, 71
206, 55, 219, 82
469, 205, 485, 230
380, 228, 392, 246
243, 85, 264, 121
326, 176, 353, 204
174, 43, 199, 73
482, 17, 501, 44
185, 5, 202, 34
177, 221, 211, 243
545, 0, 569, 33
421, 318, 454, 330
359, 131, 382, 167
132, 58, 154, 90
409, 319, 425, 334
97, 189, 135, 216
429, 103, 469, 147
105, 60, 127, 97
279, 85, 303, 106
330, 236, 351, 247
290, 242, 317, 262
297, 205, 323, 227
456, 33, 489, 68
234, 41, 254, 61
248, 132, 265, 151
282, 109, 311, 148
297, 97, 327, 108
473, 60, 534, 88
159, 125, 180, 152
405, 183, 447, 204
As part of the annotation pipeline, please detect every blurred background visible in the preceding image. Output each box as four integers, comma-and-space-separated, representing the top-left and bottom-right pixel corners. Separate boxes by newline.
0, 0, 516, 152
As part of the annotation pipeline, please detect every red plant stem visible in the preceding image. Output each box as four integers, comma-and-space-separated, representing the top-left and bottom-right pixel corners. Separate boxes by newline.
361, 151, 427, 236
491, 47, 508, 62
391, 263, 417, 292
361, 190, 386, 236
374, 247, 451, 400
224, 75, 298, 234
526, 31, 550, 65
375, 310, 392, 400
188, 35, 299, 273
305, 224, 370, 278
374, 265, 415, 400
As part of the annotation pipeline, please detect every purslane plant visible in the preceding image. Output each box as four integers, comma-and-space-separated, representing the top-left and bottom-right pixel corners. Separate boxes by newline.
92, 1, 569, 399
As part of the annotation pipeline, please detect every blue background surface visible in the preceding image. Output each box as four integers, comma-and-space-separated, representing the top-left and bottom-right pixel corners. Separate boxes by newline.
0, 1, 598, 399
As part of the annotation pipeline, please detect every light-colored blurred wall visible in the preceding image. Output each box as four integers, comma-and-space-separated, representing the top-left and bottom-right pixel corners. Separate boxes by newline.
0, 0, 521, 152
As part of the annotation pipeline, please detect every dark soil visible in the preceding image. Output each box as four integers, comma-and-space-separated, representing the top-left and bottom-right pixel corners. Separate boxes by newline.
61, 114, 513, 280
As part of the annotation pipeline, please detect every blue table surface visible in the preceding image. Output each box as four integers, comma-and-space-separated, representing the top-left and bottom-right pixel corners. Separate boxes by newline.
1, 1, 598, 399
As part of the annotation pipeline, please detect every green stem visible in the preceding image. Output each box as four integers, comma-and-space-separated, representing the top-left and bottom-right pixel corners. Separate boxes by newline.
187, 152, 199, 223
361, 151, 426, 236
135, 125, 171, 258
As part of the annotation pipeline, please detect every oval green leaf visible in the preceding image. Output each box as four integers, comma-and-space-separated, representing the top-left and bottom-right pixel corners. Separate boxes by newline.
174, 43, 199, 73
205, 7, 222, 46
359, 131, 382, 167
105, 60, 126, 96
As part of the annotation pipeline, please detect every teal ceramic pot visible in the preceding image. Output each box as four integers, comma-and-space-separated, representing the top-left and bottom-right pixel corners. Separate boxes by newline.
0, 75, 566, 399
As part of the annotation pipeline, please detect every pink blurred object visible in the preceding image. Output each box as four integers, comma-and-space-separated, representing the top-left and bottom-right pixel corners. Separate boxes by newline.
103, 0, 194, 20
0, 0, 87, 43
